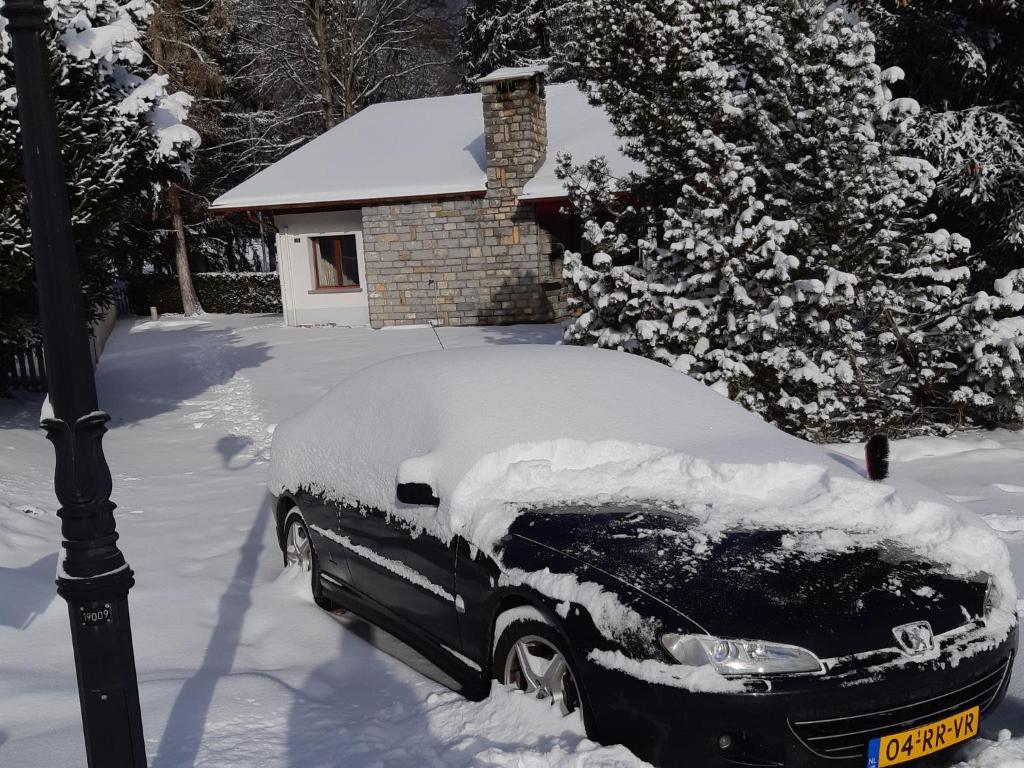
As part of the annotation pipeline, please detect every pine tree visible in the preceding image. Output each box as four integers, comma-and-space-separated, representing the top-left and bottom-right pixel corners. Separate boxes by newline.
0, 0, 198, 345
458, 0, 578, 86
853, 0, 1024, 282
559, 0, 1021, 439
959, 269, 1024, 424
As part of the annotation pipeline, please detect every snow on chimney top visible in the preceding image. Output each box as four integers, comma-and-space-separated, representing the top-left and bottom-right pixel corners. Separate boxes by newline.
475, 65, 549, 85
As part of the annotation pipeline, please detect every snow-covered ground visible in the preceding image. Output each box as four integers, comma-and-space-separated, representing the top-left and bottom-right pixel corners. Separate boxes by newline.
0, 314, 1021, 767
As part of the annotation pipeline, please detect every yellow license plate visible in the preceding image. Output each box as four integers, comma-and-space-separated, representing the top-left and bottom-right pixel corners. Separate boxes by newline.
867, 705, 979, 767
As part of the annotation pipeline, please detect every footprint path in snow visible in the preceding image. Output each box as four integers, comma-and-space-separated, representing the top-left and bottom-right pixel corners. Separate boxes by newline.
179, 325, 271, 465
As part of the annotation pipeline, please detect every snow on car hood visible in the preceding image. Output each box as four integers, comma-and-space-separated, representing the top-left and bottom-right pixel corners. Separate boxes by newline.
268, 345, 1018, 636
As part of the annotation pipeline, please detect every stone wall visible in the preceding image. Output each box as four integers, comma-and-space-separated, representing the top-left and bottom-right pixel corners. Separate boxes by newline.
362, 198, 565, 327
362, 71, 568, 328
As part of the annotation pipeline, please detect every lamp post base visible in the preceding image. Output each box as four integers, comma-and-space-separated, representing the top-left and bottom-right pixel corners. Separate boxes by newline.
42, 409, 148, 767
58, 569, 148, 767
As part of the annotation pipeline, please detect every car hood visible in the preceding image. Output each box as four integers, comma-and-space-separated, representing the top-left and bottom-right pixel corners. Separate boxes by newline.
505, 505, 988, 659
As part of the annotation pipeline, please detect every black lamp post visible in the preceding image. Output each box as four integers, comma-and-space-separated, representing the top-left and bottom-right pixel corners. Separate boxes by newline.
2, 0, 148, 765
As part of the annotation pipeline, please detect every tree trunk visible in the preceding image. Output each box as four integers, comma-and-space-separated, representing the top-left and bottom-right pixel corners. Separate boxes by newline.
339, 0, 356, 120
226, 229, 237, 272
170, 186, 202, 316
313, 0, 336, 130
257, 212, 271, 271
150, 14, 201, 316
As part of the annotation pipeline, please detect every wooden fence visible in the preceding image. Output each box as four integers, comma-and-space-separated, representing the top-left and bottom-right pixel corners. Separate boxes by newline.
1, 302, 117, 395
1, 343, 48, 394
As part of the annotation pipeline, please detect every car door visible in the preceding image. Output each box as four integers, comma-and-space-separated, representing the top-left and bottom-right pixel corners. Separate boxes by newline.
452, 538, 502, 666
337, 501, 462, 650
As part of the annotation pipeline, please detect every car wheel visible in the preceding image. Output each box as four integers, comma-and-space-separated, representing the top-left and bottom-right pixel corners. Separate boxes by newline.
283, 513, 334, 611
493, 617, 588, 720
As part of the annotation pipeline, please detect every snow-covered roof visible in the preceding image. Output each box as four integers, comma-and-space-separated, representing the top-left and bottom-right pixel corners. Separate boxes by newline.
521, 85, 637, 201
210, 84, 638, 212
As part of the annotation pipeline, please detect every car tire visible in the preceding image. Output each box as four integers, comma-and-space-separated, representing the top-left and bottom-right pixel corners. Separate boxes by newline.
283, 512, 334, 611
492, 616, 592, 729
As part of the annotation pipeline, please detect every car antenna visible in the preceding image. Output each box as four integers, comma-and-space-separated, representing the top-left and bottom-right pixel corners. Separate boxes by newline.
428, 279, 446, 349
865, 433, 890, 481
430, 321, 446, 350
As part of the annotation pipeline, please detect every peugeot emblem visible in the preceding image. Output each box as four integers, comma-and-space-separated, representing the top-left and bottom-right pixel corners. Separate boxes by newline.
892, 621, 935, 656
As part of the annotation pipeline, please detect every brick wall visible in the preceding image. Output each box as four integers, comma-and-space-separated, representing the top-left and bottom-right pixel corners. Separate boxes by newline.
362, 71, 568, 328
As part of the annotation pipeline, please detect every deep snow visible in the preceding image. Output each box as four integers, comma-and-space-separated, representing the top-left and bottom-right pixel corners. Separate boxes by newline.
0, 314, 1021, 766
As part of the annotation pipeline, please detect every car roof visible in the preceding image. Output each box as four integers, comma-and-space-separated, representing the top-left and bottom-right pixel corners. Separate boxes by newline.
270, 344, 832, 513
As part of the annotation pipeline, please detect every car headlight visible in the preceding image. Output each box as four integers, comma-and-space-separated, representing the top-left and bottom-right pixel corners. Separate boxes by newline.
984, 576, 1002, 616
661, 633, 824, 676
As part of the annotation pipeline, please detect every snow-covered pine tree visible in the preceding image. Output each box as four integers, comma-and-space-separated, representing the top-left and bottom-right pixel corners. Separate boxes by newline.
852, 0, 1024, 425
853, 0, 1024, 282
0, 0, 198, 346
458, 0, 578, 87
560, 0, 1011, 440
958, 269, 1024, 425
559, 156, 652, 351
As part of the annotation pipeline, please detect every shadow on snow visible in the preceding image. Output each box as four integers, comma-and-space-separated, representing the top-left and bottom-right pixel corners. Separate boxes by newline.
151, 497, 272, 768
0, 552, 58, 630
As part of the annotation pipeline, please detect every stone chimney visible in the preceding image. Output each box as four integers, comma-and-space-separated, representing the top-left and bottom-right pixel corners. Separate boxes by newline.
477, 66, 548, 203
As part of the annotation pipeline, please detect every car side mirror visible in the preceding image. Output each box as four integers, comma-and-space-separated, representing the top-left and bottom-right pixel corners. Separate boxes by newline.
396, 482, 440, 507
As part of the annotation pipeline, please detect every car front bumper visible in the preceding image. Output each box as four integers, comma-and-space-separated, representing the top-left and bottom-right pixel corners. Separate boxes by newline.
580, 623, 1017, 768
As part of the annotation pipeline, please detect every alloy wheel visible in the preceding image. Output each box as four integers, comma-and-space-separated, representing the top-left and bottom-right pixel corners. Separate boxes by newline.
285, 518, 312, 574
503, 634, 581, 716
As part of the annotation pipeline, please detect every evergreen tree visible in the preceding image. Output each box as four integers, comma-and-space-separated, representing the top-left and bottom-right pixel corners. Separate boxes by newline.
560, 0, 1023, 439
960, 268, 1024, 424
854, 0, 1024, 281
0, 0, 198, 345
458, 0, 578, 86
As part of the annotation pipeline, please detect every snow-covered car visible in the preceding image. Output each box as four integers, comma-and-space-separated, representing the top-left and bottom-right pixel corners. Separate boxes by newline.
268, 345, 1018, 768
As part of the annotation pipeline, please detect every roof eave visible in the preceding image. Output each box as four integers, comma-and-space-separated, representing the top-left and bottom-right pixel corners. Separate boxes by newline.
209, 189, 488, 216
518, 193, 571, 204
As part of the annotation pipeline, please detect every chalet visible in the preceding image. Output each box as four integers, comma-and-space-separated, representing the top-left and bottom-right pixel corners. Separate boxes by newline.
211, 67, 635, 328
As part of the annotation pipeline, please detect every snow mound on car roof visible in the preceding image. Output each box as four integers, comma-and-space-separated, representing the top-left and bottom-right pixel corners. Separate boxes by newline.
270, 344, 825, 503
271, 345, 808, 513
268, 345, 1017, 628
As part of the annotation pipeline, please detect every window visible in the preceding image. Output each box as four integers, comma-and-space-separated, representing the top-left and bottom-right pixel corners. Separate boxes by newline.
312, 234, 360, 289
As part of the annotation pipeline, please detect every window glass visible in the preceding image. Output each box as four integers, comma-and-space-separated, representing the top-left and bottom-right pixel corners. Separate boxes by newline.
339, 234, 359, 286
316, 245, 339, 286
313, 235, 360, 289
